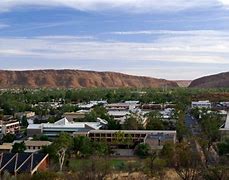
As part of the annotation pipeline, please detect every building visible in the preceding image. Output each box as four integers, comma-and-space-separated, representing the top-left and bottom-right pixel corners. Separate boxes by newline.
124, 101, 139, 104
106, 102, 144, 124
160, 108, 175, 120
0, 153, 48, 175
77, 100, 107, 110
220, 111, 229, 140
0, 143, 13, 152
14, 111, 35, 119
141, 104, 162, 110
107, 110, 130, 124
191, 100, 211, 109
0, 119, 20, 135
24, 140, 52, 153
27, 117, 107, 137
105, 103, 140, 111
74, 130, 176, 149
64, 111, 87, 121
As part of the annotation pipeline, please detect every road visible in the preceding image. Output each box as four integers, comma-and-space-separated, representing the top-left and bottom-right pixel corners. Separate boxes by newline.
185, 113, 200, 136
184, 112, 219, 165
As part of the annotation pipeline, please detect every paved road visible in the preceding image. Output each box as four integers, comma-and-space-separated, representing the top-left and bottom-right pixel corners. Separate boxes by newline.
185, 113, 200, 136
185, 112, 219, 165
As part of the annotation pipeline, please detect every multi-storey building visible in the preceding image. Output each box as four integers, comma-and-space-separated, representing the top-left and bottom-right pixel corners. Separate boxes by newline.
74, 130, 176, 149
0, 119, 20, 135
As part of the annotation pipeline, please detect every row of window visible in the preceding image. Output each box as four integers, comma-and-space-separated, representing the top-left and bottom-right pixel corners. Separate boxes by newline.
89, 133, 146, 138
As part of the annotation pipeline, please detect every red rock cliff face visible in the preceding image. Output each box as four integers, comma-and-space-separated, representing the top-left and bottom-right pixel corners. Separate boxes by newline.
189, 72, 229, 88
0, 70, 178, 89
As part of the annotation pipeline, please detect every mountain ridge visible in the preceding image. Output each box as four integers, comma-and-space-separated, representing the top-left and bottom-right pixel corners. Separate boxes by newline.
0, 69, 178, 89
189, 71, 229, 88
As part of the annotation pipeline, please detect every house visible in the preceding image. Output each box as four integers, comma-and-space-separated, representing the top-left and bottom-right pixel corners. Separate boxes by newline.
24, 140, 52, 153
0, 119, 20, 135
0, 153, 48, 175
27, 117, 107, 137
191, 101, 211, 109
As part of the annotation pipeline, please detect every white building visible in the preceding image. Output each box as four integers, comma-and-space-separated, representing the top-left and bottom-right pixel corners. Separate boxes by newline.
27, 117, 107, 137
220, 111, 229, 140
0, 120, 20, 135
191, 101, 211, 109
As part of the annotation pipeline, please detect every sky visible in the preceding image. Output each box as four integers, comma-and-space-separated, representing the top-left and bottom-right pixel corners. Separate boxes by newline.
0, 0, 229, 80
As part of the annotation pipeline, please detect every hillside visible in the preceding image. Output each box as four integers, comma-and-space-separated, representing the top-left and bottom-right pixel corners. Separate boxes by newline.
0, 70, 178, 89
189, 72, 229, 88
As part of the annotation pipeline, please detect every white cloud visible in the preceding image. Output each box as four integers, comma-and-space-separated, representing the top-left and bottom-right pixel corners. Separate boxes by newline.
0, 0, 222, 13
0, 23, 9, 29
219, 0, 229, 5
0, 31, 229, 66
111, 30, 229, 36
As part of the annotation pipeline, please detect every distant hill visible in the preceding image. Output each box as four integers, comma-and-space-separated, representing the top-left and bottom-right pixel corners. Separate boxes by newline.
174, 80, 192, 87
0, 70, 178, 89
189, 72, 229, 88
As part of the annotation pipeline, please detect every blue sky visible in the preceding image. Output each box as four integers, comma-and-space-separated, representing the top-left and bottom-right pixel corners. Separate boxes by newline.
0, 0, 229, 80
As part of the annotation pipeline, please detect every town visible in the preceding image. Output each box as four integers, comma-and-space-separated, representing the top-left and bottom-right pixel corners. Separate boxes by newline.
0, 88, 228, 179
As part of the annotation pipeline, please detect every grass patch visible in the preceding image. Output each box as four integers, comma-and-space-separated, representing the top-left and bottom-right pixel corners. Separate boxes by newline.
69, 158, 143, 172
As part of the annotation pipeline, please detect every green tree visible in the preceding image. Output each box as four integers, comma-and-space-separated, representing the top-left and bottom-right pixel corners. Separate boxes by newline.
135, 143, 150, 158
12, 142, 26, 153
123, 115, 143, 130
173, 142, 202, 180
176, 111, 188, 142
93, 141, 109, 156
2, 134, 15, 143
84, 111, 97, 122
146, 111, 164, 130
200, 112, 221, 149
107, 117, 121, 130
21, 115, 29, 127
217, 138, 229, 156
113, 131, 125, 145
202, 165, 229, 180
160, 142, 175, 166
145, 155, 167, 179
125, 133, 134, 148
53, 133, 73, 171
39, 135, 49, 141
76, 156, 112, 180
41, 144, 58, 160
73, 136, 93, 157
